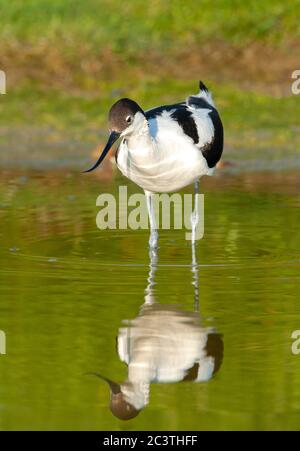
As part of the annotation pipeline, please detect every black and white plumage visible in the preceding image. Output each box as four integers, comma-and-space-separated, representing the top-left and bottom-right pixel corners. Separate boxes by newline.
88, 250, 223, 420
96, 308, 222, 419
145, 82, 223, 171
84, 81, 223, 248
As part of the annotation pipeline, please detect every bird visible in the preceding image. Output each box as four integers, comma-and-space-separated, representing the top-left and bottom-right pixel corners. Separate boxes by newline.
87, 249, 223, 420
84, 81, 223, 248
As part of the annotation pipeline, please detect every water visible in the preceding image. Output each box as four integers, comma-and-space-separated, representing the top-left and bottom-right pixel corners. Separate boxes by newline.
0, 168, 300, 430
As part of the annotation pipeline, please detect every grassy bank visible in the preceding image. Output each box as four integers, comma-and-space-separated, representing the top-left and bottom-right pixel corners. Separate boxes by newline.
0, 1, 299, 169
1, 0, 299, 91
2, 0, 299, 49
0, 79, 299, 170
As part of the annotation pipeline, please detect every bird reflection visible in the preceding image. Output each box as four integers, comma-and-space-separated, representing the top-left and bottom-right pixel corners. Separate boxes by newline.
90, 248, 223, 420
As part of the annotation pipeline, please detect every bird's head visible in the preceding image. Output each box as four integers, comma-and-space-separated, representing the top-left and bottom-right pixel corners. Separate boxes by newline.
83, 98, 145, 173
87, 372, 141, 421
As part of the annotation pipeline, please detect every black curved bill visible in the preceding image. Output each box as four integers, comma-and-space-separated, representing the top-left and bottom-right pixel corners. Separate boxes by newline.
85, 372, 121, 394
83, 131, 120, 173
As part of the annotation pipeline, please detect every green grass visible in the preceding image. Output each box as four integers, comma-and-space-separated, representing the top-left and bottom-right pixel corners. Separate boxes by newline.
1, 0, 299, 51
1, 1, 300, 166
1, 79, 300, 164
1, 79, 300, 130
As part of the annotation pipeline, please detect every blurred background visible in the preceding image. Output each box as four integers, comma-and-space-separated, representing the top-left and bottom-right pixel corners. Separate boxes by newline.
0, 0, 300, 169
0, 0, 300, 431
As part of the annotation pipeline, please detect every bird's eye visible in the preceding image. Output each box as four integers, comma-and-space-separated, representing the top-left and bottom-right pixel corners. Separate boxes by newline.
126, 116, 132, 124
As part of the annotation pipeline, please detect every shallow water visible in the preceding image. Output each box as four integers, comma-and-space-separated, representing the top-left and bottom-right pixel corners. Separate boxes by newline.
0, 168, 300, 430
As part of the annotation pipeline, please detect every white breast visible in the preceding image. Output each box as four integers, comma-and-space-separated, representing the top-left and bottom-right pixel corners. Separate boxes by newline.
116, 111, 214, 193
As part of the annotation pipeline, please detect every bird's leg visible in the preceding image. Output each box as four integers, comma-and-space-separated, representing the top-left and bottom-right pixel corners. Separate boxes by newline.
145, 190, 158, 249
190, 180, 200, 245
191, 238, 200, 313
144, 248, 158, 306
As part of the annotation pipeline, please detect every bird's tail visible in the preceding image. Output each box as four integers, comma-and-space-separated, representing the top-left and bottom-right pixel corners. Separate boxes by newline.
196, 80, 215, 107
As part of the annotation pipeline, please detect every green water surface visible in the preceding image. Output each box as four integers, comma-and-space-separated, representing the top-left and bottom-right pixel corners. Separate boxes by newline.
0, 168, 299, 430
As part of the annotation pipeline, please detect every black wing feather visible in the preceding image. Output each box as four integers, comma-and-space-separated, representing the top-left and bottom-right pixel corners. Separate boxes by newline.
146, 103, 199, 145
146, 98, 223, 168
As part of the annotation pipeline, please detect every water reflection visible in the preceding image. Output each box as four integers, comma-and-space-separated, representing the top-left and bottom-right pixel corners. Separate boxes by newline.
90, 248, 224, 420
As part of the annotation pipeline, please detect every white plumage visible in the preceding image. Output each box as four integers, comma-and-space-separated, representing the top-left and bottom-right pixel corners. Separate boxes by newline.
118, 306, 218, 410
84, 81, 223, 248
116, 85, 220, 193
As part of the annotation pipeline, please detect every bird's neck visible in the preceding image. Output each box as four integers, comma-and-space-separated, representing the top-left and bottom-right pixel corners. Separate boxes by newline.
127, 120, 152, 151
122, 381, 150, 410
